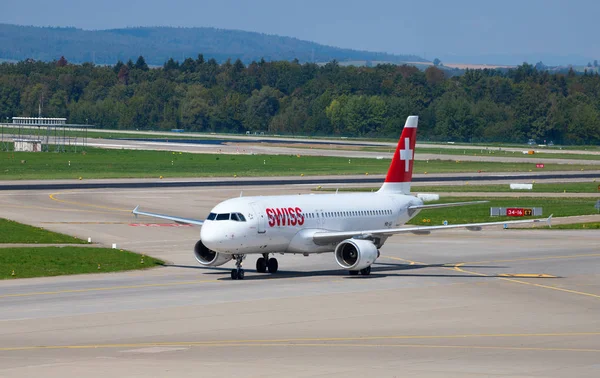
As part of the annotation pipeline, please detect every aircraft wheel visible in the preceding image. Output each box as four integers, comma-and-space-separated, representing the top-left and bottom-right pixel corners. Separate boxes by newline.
238, 269, 245, 280
349, 270, 359, 276
256, 257, 267, 273
231, 269, 239, 280
360, 266, 371, 276
267, 258, 279, 273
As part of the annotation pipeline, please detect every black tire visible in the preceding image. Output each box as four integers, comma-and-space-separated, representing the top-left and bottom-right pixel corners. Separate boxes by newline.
349, 270, 359, 276
231, 269, 239, 280
360, 266, 371, 276
256, 257, 267, 273
238, 269, 245, 280
267, 258, 279, 273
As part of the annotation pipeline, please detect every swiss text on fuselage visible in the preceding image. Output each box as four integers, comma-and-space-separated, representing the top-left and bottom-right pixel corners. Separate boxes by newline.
266, 207, 305, 227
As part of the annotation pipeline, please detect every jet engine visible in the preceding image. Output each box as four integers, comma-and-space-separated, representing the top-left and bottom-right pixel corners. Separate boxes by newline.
194, 240, 232, 266
334, 239, 378, 271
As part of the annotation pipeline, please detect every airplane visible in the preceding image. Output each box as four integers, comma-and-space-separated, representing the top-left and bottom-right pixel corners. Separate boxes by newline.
133, 115, 551, 280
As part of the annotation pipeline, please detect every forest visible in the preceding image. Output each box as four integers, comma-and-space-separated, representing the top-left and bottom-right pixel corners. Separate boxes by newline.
1, 56, 599, 144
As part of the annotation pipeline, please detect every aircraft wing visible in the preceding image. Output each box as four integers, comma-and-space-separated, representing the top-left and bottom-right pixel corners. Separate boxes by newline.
132, 206, 204, 226
312, 215, 552, 245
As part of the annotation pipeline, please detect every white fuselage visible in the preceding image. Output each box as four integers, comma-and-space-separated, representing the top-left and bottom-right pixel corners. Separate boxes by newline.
200, 192, 423, 255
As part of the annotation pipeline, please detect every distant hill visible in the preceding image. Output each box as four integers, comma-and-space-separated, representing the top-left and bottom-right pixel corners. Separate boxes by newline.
0, 24, 426, 66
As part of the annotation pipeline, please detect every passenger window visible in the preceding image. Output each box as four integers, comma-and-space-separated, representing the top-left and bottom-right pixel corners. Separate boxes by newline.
216, 213, 229, 221
207, 213, 216, 220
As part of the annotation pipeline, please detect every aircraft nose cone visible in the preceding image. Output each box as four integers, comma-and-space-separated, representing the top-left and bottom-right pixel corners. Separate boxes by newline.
200, 223, 219, 248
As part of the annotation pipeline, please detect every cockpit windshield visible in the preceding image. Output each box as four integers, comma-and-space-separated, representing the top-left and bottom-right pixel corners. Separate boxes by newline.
207, 212, 246, 222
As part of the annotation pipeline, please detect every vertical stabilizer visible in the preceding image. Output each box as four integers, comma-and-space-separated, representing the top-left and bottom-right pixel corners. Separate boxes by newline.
378, 115, 418, 194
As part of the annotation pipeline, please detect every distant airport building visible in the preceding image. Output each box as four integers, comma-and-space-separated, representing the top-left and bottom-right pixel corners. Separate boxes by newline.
12, 117, 67, 125
1, 116, 92, 152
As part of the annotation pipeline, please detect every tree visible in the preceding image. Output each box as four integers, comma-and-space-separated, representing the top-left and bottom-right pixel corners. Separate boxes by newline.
117, 65, 130, 85
134, 56, 149, 71
179, 85, 211, 131
48, 90, 68, 117
325, 96, 347, 134
425, 66, 445, 85
243, 86, 282, 131
534, 61, 547, 71
56, 56, 68, 67
113, 60, 124, 75
163, 58, 179, 71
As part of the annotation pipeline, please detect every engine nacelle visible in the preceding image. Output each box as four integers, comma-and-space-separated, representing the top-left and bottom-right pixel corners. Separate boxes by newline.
334, 239, 378, 271
194, 240, 232, 266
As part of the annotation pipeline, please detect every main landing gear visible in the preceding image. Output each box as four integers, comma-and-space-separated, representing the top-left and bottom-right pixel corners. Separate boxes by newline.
256, 253, 278, 274
231, 255, 246, 280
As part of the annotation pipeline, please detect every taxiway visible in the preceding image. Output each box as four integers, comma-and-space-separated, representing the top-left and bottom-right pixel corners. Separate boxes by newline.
0, 185, 599, 377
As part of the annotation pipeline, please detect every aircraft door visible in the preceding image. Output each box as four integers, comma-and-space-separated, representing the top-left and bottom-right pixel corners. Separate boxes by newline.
250, 203, 266, 234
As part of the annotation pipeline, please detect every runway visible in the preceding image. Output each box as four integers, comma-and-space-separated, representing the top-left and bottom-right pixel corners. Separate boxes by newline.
1, 185, 599, 377
2, 170, 600, 190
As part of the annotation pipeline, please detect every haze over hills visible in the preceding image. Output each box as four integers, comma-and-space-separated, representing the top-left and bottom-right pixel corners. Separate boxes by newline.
0, 24, 427, 66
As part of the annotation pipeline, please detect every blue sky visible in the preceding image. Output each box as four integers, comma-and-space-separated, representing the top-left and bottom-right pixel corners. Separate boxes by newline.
2, 0, 599, 65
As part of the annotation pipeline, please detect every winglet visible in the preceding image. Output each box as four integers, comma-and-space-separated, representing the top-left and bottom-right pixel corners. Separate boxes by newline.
547, 214, 553, 228
132, 205, 140, 218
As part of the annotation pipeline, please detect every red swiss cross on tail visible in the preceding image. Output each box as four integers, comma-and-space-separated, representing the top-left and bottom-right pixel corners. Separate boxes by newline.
378, 115, 418, 194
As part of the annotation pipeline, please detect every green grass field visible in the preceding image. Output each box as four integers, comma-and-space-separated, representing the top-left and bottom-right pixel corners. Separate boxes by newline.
0, 247, 163, 279
0, 218, 87, 244
541, 222, 600, 230
2, 148, 599, 180
405, 197, 598, 225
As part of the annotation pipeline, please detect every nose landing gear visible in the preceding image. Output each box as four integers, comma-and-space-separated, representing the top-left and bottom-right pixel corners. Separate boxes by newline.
231, 254, 246, 280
